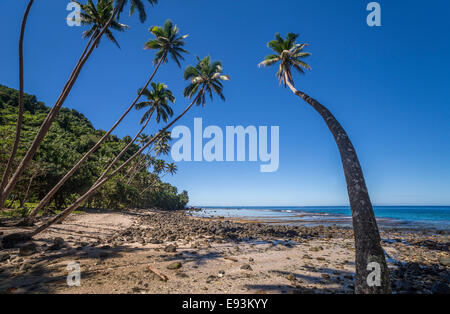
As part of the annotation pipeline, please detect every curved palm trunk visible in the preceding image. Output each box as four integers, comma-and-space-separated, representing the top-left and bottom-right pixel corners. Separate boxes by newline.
23, 55, 165, 225
1, 10, 118, 210
93, 111, 154, 186
0, 0, 34, 209
285, 78, 390, 294
126, 152, 155, 184
25, 93, 201, 238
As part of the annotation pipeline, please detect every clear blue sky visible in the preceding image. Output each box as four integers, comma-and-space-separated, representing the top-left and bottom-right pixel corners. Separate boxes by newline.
1, 0, 449, 206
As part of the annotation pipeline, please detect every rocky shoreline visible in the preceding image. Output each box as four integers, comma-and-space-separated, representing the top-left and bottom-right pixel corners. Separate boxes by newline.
0, 209, 449, 294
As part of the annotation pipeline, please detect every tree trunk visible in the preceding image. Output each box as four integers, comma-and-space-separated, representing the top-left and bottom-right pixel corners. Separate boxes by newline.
27, 93, 202, 237
0, 10, 118, 209
0, 0, 34, 209
94, 111, 153, 185
285, 78, 390, 294
24, 54, 165, 224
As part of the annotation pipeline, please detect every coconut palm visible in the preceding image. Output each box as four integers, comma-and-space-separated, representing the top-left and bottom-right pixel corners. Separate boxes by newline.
76, 0, 129, 48
184, 56, 230, 105
165, 163, 178, 176
0, 0, 34, 209
3, 0, 128, 215
4, 57, 229, 242
259, 33, 390, 294
22, 21, 187, 225
145, 19, 189, 68
140, 162, 177, 195
115, 0, 158, 23
93, 83, 175, 186
152, 159, 166, 175
136, 83, 175, 124
2, 0, 165, 213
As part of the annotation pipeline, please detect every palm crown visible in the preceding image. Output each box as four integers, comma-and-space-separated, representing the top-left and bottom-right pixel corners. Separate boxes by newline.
135, 83, 175, 124
258, 33, 311, 86
153, 159, 166, 174
144, 20, 189, 67
76, 0, 129, 48
115, 0, 158, 23
184, 56, 230, 106
165, 163, 178, 175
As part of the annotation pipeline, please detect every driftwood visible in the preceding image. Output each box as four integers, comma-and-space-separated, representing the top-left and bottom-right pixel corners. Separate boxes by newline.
148, 265, 168, 282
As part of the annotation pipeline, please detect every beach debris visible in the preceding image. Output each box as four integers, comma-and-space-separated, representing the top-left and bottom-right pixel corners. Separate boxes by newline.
166, 261, 182, 270
164, 244, 177, 253
148, 265, 168, 282
438, 257, 450, 267
224, 256, 238, 262
19, 242, 37, 256
218, 270, 225, 278
241, 264, 253, 271
431, 282, 450, 294
49, 237, 65, 251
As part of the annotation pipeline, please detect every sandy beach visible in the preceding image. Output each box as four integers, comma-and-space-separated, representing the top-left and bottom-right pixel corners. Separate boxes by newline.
0, 209, 449, 294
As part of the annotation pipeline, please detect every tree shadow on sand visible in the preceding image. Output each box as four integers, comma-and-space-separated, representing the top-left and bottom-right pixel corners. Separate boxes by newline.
0, 243, 145, 294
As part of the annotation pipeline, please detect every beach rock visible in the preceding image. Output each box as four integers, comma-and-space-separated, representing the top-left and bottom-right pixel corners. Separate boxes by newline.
0, 252, 10, 262
164, 244, 177, 253
431, 282, 450, 294
19, 243, 37, 256
438, 257, 450, 267
167, 262, 182, 270
287, 273, 296, 281
49, 237, 65, 250
394, 280, 412, 292
241, 264, 253, 271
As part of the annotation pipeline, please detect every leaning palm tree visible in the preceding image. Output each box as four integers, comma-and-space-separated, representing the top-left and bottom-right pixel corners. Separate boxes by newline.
22, 20, 187, 225
1, 56, 230, 243
1, 0, 162, 211
2, 0, 130, 213
165, 163, 178, 176
152, 159, 166, 175
76, 0, 129, 48
136, 83, 175, 124
259, 33, 390, 294
126, 130, 171, 184
145, 19, 189, 68
115, 0, 158, 23
94, 83, 175, 185
0, 0, 35, 209
140, 162, 177, 195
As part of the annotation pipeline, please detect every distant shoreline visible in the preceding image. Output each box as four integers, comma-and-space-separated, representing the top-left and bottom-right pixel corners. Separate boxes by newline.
191, 206, 450, 232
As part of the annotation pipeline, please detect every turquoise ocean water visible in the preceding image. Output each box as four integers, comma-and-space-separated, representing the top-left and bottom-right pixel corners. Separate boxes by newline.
193, 206, 450, 231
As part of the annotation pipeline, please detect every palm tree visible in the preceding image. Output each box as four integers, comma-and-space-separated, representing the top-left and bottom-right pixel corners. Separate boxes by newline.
0, 0, 35, 209
145, 20, 189, 68
22, 20, 187, 225
183, 56, 229, 105
259, 33, 390, 294
165, 163, 178, 175
5, 56, 229, 242
126, 130, 171, 184
76, 0, 129, 49
152, 159, 166, 175
136, 83, 175, 124
140, 162, 177, 195
2, 0, 129, 213
115, 0, 158, 23
94, 83, 175, 185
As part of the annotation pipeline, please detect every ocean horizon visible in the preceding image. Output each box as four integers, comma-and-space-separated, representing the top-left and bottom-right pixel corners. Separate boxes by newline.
192, 206, 450, 231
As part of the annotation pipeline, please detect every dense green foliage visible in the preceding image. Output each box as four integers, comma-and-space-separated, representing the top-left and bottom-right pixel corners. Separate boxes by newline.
0, 84, 188, 215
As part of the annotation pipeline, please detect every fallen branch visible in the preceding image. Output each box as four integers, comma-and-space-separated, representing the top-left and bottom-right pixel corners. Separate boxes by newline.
148, 265, 168, 282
